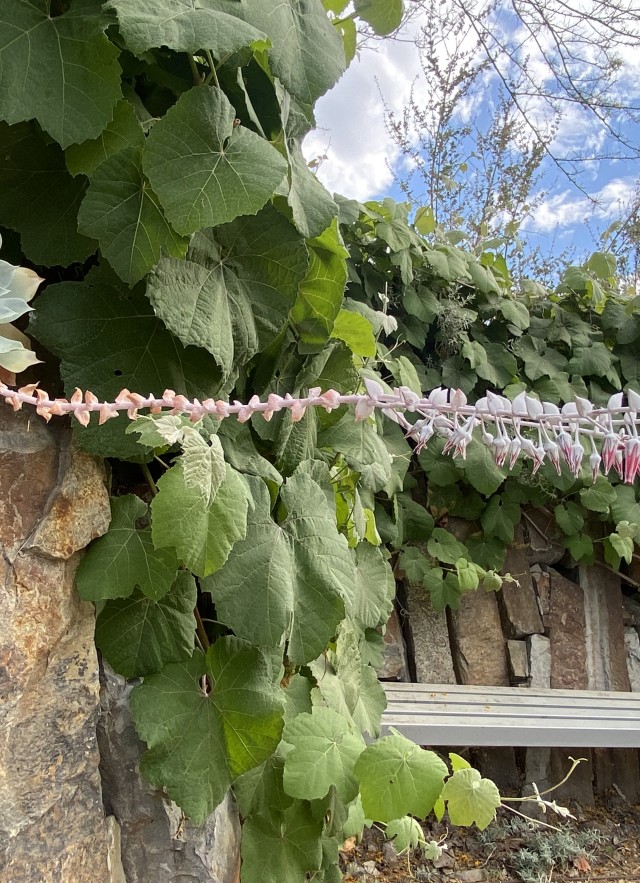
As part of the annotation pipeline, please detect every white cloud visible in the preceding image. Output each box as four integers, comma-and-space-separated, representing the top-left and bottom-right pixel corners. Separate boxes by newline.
526, 177, 637, 232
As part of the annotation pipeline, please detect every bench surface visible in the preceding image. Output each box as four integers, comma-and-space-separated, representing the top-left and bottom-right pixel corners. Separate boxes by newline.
381, 683, 640, 748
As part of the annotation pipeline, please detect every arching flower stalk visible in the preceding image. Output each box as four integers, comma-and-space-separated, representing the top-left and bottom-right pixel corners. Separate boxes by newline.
4, 381, 640, 484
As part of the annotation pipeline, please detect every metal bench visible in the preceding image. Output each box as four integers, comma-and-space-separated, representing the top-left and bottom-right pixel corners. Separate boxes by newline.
381, 683, 640, 748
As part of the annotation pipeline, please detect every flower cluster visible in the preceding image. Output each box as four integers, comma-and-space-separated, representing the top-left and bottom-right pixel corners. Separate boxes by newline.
3, 380, 640, 484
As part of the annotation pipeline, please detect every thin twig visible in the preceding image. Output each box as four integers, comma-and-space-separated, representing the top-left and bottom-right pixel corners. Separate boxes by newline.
140, 462, 157, 496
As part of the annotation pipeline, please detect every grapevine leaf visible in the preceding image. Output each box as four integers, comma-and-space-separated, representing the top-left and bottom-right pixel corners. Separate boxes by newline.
0, 122, 96, 265
385, 817, 425, 853
0, 0, 122, 148
241, 801, 323, 883
440, 767, 501, 830
512, 336, 567, 381
460, 440, 507, 496
78, 147, 187, 284
106, 0, 268, 56
354, 732, 448, 822
218, 420, 283, 486
398, 547, 432, 583
317, 415, 393, 491
76, 495, 178, 601
284, 140, 339, 239
66, 99, 144, 177
418, 438, 460, 486
180, 431, 227, 506
554, 502, 584, 535
147, 207, 308, 377
144, 86, 288, 235
239, 0, 346, 105
28, 266, 222, 459
282, 707, 365, 803
290, 220, 348, 350
95, 571, 197, 677
579, 476, 617, 513
608, 531, 634, 564
354, 0, 404, 35
568, 343, 619, 386
464, 535, 506, 571
310, 620, 386, 738
449, 752, 472, 772
130, 638, 284, 824
152, 461, 250, 578
234, 755, 293, 818
610, 485, 640, 525
349, 543, 395, 632
480, 496, 521, 543
204, 473, 351, 664
428, 570, 462, 611
499, 299, 530, 330
331, 309, 376, 357
426, 527, 469, 565
565, 532, 595, 563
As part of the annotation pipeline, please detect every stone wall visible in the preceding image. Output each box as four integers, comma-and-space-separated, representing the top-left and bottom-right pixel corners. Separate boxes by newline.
0, 409, 240, 882
381, 510, 640, 804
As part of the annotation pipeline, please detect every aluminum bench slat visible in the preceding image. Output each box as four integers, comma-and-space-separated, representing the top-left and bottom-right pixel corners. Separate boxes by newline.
381, 684, 640, 748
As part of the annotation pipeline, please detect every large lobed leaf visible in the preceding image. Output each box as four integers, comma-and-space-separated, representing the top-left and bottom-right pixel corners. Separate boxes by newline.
0, 0, 122, 148
204, 471, 352, 664
130, 638, 284, 824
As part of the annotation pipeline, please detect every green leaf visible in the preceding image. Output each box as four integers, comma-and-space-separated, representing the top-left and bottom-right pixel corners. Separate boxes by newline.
480, 496, 520, 543
282, 707, 364, 803
354, 732, 448, 822
608, 531, 634, 564
568, 343, 619, 386
95, 571, 197, 677
78, 147, 187, 284
398, 547, 432, 583
240, 0, 346, 105
428, 570, 462, 611
462, 339, 487, 369
331, 309, 376, 357
291, 223, 347, 350
241, 801, 323, 883
130, 638, 284, 824
144, 86, 288, 235
385, 817, 425, 853
76, 495, 178, 601
414, 206, 435, 235
152, 461, 250, 578
66, 99, 144, 177
610, 485, 640, 525
465, 535, 506, 571
284, 140, 339, 240
455, 558, 480, 592
0, 0, 122, 148
460, 439, 507, 495
147, 207, 307, 377
180, 432, 227, 506
204, 473, 351, 664
233, 755, 292, 818
28, 266, 223, 459
418, 437, 460, 486
318, 415, 393, 492
0, 122, 96, 265
579, 476, 617, 513
498, 299, 530, 330
310, 620, 386, 738
474, 343, 517, 387
449, 752, 471, 772
218, 420, 283, 486
354, 0, 404, 36
440, 767, 500, 830
350, 543, 395, 630
565, 532, 595, 563
106, 0, 268, 56
554, 502, 585, 535
512, 336, 567, 382
427, 527, 469, 565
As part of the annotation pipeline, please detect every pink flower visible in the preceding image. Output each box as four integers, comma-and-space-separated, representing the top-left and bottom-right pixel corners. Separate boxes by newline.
589, 450, 602, 482
624, 438, 640, 484
601, 433, 620, 474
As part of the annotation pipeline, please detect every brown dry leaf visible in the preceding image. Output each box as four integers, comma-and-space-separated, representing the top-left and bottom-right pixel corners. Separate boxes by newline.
341, 836, 357, 854
573, 854, 591, 873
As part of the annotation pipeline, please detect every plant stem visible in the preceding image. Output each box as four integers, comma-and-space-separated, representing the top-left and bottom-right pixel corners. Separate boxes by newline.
188, 53, 203, 85
195, 607, 210, 650
140, 462, 157, 496
204, 50, 220, 87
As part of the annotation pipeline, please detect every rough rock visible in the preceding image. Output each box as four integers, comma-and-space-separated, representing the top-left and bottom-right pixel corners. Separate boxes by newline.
403, 584, 456, 684
547, 572, 588, 690
623, 595, 640, 627
376, 609, 408, 681
579, 565, 631, 692
98, 662, 241, 883
626, 627, 640, 692
449, 590, 509, 686
506, 640, 529, 682
523, 507, 565, 565
528, 634, 551, 689
530, 565, 551, 623
0, 409, 119, 882
499, 529, 544, 638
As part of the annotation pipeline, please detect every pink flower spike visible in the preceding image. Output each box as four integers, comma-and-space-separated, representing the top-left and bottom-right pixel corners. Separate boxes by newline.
614, 450, 625, 480
363, 377, 384, 401
70, 387, 83, 405
215, 400, 230, 418
115, 389, 131, 405
267, 393, 284, 412
398, 386, 420, 411
84, 390, 99, 407
8, 394, 22, 411
589, 450, 602, 482
162, 389, 177, 404
624, 438, 640, 484
319, 389, 341, 412
556, 431, 572, 462
413, 422, 434, 454
99, 404, 119, 425
568, 442, 584, 477
307, 386, 322, 399
18, 382, 39, 396
291, 399, 307, 422
237, 402, 254, 423
48, 400, 65, 417
73, 407, 91, 427
508, 438, 521, 469
601, 433, 620, 474
492, 437, 508, 467
355, 397, 375, 421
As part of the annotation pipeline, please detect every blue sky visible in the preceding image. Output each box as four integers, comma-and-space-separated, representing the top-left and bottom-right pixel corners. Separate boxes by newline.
303, 6, 640, 268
